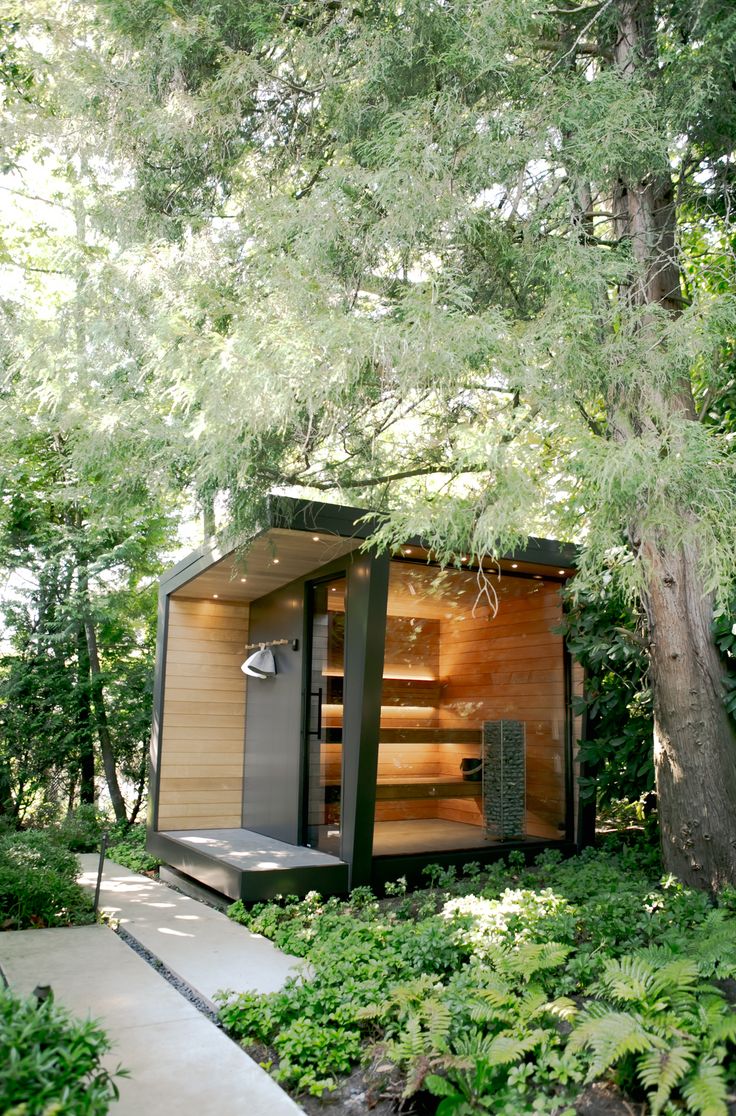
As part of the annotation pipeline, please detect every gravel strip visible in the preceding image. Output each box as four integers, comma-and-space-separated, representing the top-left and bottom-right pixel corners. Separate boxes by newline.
113, 924, 221, 1024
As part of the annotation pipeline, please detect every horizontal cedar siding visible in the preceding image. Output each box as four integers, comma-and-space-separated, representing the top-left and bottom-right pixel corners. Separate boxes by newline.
158, 598, 249, 829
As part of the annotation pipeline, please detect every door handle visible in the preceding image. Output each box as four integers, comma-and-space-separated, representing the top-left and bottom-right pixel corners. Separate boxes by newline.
309, 687, 323, 737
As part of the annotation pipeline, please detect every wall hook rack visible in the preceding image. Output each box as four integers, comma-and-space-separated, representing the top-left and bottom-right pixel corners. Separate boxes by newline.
243, 638, 299, 652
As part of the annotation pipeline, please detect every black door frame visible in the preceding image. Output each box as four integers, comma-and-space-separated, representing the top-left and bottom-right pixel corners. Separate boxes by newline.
300, 550, 390, 884
301, 570, 349, 854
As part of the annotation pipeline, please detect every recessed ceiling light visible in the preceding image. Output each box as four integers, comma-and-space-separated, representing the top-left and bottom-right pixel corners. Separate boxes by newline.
330, 587, 337, 592
404, 547, 413, 555
511, 563, 518, 569
534, 575, 543, 580
240, 577, 247, 582
558, 569, 565, 575
313, 536, 320, 542
273, 558, 279, 564
213, 593, 219, 598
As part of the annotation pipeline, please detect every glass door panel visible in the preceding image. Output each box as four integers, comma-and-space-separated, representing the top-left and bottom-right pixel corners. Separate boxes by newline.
305, 575, 346, 854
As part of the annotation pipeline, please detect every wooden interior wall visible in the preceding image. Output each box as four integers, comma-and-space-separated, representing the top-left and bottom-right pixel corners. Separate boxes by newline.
157, 598, 249, 830
439, 578, 565, 838
374, 617, 439, 821
373, 565, 566, 839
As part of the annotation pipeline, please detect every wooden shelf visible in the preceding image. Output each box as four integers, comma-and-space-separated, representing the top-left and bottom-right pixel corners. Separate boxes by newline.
380, 728, 482, 744
323, 666, 438, 682
322, 777, 481, 800
376, 779, 480, 801
323, 727, 482, 744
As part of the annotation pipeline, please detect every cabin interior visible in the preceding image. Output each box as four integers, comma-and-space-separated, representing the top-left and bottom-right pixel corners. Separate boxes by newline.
148, 503, 578, 901
310, 560, 568, 858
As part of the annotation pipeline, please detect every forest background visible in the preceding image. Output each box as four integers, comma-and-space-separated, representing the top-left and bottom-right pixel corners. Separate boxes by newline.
1, 0, 735, 888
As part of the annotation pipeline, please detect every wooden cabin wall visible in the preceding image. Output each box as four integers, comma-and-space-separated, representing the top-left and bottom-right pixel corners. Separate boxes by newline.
158, 598, 249, 830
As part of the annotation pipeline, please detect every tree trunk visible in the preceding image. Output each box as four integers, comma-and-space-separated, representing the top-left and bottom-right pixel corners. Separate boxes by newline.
76, 623, 96, 805
609, 0, 736, 888
643, 539, 736, 888
128, 755, 147, 826
83, 613, 128, 824
77, 561, 128, 824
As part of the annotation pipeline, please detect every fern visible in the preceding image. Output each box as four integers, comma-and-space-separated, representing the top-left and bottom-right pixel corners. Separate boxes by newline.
497, 941, 571, 981
385, 991, 452, 1069
519, 987, 578, 1024
543, 995, 579, 1022
594, 955, 656, 1003
425, 1073, 457, 1097
470, 981, 514, 1011
637, 1045, 693, 1115
483, 1028, 547, 1066
424, 999, 453, 1049
650, 958, 700, 998
680, 1057, 728, 1116
567, 1008, 659, 1081
708, 1011, 736, 1045
656, 909, 736, 980
569, 947, 736, 1115
389, 1013, 427, 1063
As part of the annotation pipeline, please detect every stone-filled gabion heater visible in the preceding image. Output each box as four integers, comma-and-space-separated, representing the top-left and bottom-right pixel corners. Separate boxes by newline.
483, 720, 526, 840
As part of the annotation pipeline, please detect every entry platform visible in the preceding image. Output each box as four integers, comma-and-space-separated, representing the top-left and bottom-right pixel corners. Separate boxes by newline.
149, 827, 349, 902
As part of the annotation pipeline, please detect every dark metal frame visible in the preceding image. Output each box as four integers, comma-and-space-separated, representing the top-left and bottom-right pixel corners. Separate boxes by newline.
300, 566, 351, 853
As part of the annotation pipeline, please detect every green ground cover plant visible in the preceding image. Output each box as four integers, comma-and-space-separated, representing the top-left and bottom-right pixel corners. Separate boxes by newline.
104, 823, 160, 874
217, 841, 736, 1113
0, 829, 94, 930
0, 985, 124, 1115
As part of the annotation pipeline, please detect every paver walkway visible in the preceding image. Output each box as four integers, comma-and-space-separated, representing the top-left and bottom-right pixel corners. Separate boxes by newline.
77, 854, 304, 1007
0, 858, 305, 1116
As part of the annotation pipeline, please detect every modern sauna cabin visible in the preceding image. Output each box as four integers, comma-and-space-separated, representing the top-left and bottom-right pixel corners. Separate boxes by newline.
148, 498, 581, 901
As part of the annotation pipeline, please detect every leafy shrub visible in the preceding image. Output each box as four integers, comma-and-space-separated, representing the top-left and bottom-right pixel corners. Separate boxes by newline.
273, 1017, 362, 1095
0, 986, 124, 1114
106, 823, 160, 873
58, 805, 106, 852
443, 888, 577, 957
0, 830, 93, 929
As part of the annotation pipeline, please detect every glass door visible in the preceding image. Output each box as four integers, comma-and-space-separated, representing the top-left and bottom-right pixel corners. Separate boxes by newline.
305, 575, 346, 854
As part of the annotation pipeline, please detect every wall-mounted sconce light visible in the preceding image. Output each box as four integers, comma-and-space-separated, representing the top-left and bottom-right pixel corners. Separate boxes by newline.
241, 646, 276, 678
240, 638, 299, 678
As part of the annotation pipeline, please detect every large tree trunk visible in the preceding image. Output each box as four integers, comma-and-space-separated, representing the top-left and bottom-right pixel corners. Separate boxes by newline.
643, 539, 736, 888
610, 0, 736, 888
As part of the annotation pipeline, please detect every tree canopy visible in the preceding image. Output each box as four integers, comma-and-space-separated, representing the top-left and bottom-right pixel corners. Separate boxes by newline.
1, 0, 736, 884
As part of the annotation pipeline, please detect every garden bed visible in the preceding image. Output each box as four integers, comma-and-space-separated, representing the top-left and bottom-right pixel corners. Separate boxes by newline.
216, 839, 736, 1115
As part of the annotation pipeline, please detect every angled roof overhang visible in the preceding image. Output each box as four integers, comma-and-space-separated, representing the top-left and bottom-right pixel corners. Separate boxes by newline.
160, 497, 578, 604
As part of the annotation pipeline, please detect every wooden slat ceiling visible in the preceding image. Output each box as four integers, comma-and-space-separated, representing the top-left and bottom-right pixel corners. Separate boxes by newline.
170, 528, 363, 602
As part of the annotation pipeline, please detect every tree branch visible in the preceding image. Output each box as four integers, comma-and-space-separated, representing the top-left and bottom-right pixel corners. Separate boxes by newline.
0, 185, 74, 213
576, 399, 605, 436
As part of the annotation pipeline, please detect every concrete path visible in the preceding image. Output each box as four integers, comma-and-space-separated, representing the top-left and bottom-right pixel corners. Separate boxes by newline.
0, 924, 303, 1116
1, 857, 307, 1115
77, 854, 304, 1008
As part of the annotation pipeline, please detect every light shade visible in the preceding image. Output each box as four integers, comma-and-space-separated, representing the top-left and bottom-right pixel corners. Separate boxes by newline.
241, 647, 277, 678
